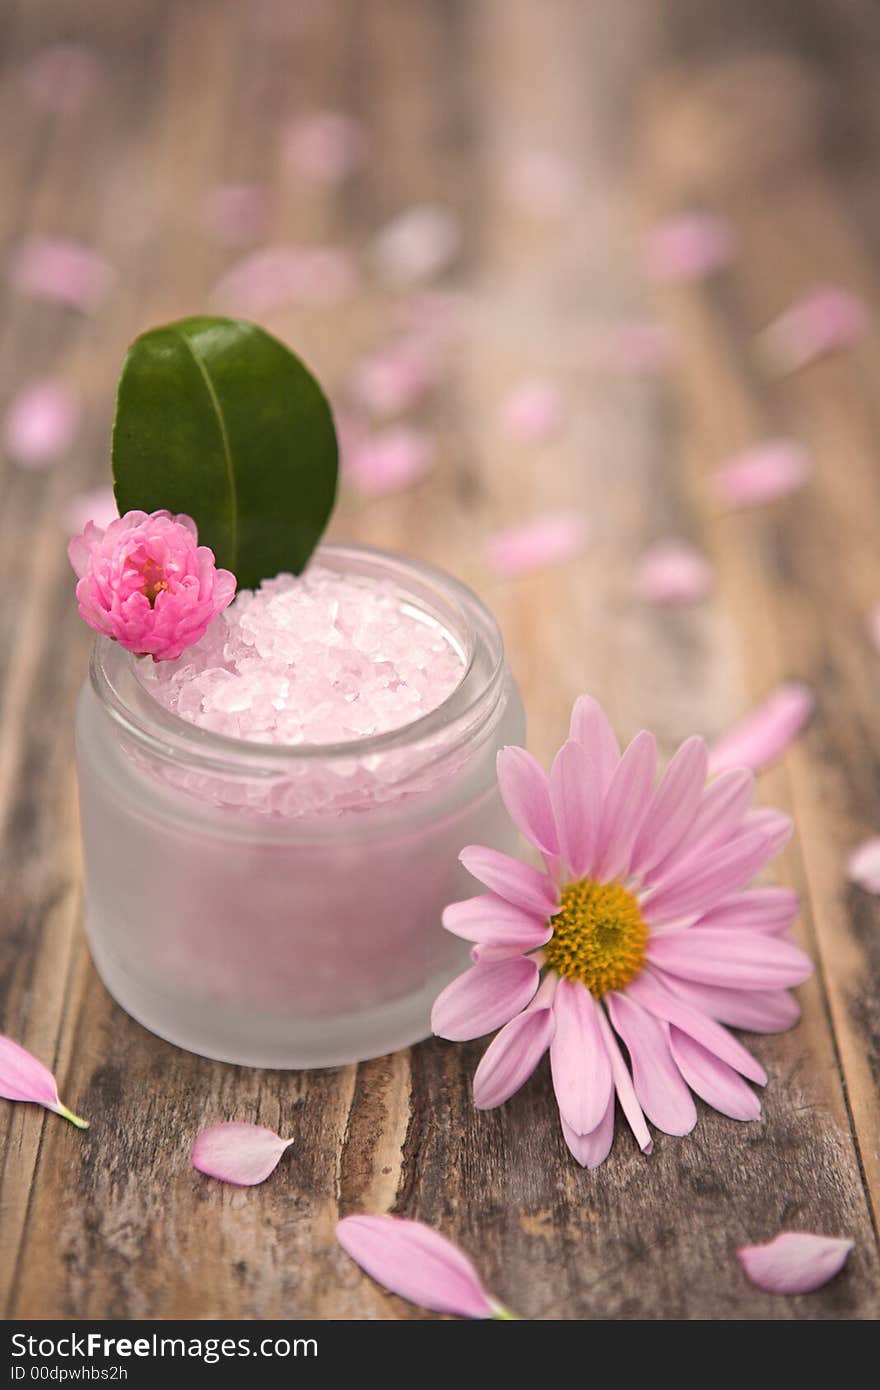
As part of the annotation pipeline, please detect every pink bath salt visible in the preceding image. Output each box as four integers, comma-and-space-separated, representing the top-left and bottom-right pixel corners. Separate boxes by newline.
22, 42, 99, 114
9, 235, 115, 312
635, 540, 714, 605
644, 212, 735, 284
485, 512, 588, 577
202, 184, 269, 246
4, 378, 80, 469
344, 426, 435, 496
283, 110, 366, 183
713, 439, 810, 509
760, 286, 869, 374
140, 565, 465, 746
602, 319, 678, 374
350, 342, 439, 417
498, 379, 566, 443
62, 486, 118, 536
372, 205, 461, 287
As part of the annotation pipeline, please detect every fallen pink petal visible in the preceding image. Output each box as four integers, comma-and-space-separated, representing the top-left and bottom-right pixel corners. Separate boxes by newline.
283, 110, 366, 183
212, 244, 358, 316
846, 837, 880, 894
0, 1034, 88, 1128
504, 148, 579, 218
713, 438, 810, 509
708, 683, 814, 775
337, 1215, 508, 1318
601, 319, 678, 374
635, 540, 714, 605
343, 426, 435, 496
62, 486, 118, 536
485, 513, 587, 577
191, 1122, 294, 1186
22, 42, 99, 114
3, 378, 80, 470
201, 184, 269, 246
644, 212, 735, 284
760, 286, 869, 374
350, 342, 439, 418
8, 235, 115, 313
499, 378, 566, 443
372, 204, 461, 287
738, 1231, 853, 1294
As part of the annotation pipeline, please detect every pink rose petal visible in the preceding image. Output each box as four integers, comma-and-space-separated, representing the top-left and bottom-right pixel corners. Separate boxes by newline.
738, 1231, 853, 1294
846, 837, 880, 894
635, 540, 714, 605
601, 319, 678, 374
283, 111, 366, 183
0, 1033, 88, 1128
201, 184, 269, 246
4, 378, 80, 469
22, 43, 99, 114
191, 1122, 294, 1186
485, 512, 588, 577
336, 1215, 496, 1318
372, 204, 461, 287
760, 287, 869, 375
343, 425, 435, 496
644, 212, 735, 284
708, 683, 814, 775
713, 438, 810, 509
62, 486, 118, 536
498, 378, 566, 443
8, 236, 115, 312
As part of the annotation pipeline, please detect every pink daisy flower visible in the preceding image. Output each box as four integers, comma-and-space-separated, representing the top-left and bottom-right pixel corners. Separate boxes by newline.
432, 695, 812, 1167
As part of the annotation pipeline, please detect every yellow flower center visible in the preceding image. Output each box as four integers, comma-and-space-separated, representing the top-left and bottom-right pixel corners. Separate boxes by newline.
544, 878, 648, 998
139, 559, 169, 607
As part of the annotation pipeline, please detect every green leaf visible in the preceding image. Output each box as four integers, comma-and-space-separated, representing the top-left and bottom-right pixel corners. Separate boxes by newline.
112, 316, 338, 589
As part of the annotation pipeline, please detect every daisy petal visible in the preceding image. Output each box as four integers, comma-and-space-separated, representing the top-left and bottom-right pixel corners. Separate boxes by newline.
497, 746, 559, 854
635, 540, 714, 606
595, 1006, 653, 1155
431, 958, 540, 1041
473, 988, 556, 1109
663, 767, 755, 869
594, 730, 657, 881
569, 695, 620, 792
458, 846, 557, 917
697, 887, 799, 934
647, 928, 812, 990
191, 1122, 293, 1186
0, 1033, 88, 1129
643, 829, 780, 923
738, 1231, 853, 1295
630, 736, 708, 877
628, 972, 766, 1084
713, 439, 810, 509
656, 973, 802, 1033
846, 837, 880, 894
337, 1215, 494, 1319
499, 378, 566, 443
561, 1095, 615, 1168
550, 979, 613, 1136
760, 286, 868, 375
4, 378, 80, 469
606, 992, 697, 1136
484, 512, 587, 577
549, 739, 601, 878
669, 1028, 762, 1121
442, 894, 551, 950
708, 683, 813, 775
644, 212, 735, 284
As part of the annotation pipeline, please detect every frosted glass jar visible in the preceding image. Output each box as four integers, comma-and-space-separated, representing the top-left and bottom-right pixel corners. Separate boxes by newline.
75, 544, 524, 1068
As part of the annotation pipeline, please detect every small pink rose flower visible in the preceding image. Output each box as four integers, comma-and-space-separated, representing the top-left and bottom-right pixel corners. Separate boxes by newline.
68, 510, 236, 662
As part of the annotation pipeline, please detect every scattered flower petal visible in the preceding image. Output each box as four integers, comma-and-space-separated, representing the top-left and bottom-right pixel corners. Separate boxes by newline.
8, 235, 115, 312
635, 540, 714, 605
644, 212, 735, 284
192, 1122, 293, 1186
4, 378, 80, 469
201, 184, 269, 246
372, 204, 461, 287
0, 1034, 88, 1128
343, 425, 435, 496
22, 42, 99, 114
62, 486, 118, 536
485, 512, 588, 577
337, 1215, 503, 1318
738, 1231, 853, 1294
713, 438, 810, 509
846, 837, 880, 894
760, 287, 869, 374
212, 244, 358, 316
504, 149, 579, 218
498, 378, 566, 443
601, 319, 678, 374
708, 683, 814, 775
349, 342, 439, 417
283, 110, 366, 183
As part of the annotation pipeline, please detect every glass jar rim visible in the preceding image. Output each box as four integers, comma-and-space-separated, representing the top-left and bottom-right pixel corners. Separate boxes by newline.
89, 542, 507, 778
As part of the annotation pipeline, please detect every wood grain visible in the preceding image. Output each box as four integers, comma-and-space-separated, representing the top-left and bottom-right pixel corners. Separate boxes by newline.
1, 0, 878, 1319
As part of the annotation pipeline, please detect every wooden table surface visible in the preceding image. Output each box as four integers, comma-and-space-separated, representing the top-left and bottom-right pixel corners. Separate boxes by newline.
2, 0, 879, 1321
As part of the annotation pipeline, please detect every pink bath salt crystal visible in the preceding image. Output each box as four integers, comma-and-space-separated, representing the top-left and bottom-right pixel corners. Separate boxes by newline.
504, 149, 579, 218
372, 205, 462, 287
760, 286, 869, 374
713, 439, 810, 509
62, 486, 118, 536
485, 512, 588, 577
344, 426, 435, 496
283, 110, 366, 183
635, 540, 714, 605
350, 342, 439, 418
212, 244, 357, 315
602, 319, 678, 374
499, 378, 566, 443
9, 235, 115, 313
202, 184, 269, 246
22, 42, 99, 114
846, 837, 880, 894
644, 212, 735, 284
4, 378, 80, 469
140, 566, 465, 746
